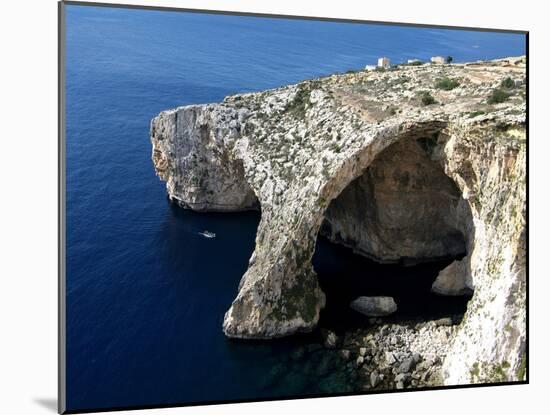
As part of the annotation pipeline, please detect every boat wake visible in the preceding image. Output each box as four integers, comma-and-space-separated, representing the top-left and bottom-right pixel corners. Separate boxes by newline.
198, 230, 216, 239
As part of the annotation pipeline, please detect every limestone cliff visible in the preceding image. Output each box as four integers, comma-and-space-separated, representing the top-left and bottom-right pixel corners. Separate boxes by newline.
151, 57, 526, 384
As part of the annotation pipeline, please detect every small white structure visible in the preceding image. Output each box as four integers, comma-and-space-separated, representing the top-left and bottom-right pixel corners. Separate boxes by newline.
431, 56, 447, 64
377, 57, 391, 68
407, 59, 422, 64
364, 64, 377, 71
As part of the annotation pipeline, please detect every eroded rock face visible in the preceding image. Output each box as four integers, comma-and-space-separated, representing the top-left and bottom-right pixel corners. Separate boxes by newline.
322, 138, 469, 263
151, 106, 258, 211
431, 257, 473, 296
150, 57, 526, 382
438, 122, 526, 385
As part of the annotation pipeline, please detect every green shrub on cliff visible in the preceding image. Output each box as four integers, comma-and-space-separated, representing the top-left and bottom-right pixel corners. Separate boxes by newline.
488, 88, 509, 104
286, 86, 311, 118
419, 91, 436, 106
501, 77, 515, 89
435, 77, 460, 90
467, 110, 486, 118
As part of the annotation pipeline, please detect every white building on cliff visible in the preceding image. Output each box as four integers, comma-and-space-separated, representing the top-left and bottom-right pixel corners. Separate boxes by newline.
377, 57, 391, 68
431, 56, 447, 64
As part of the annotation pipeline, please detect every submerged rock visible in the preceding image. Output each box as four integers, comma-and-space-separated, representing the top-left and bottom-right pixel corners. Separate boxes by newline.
321, 329, 340, 349
290, 347, 306, 361
315, 353, 335, 377
340, 349, 351, 361
350, 296, 398, 317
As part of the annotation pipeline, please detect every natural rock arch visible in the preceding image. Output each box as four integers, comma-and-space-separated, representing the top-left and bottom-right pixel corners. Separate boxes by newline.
220, 119, 525, 384
151, 57, 526, 383
222, 121, 469, 339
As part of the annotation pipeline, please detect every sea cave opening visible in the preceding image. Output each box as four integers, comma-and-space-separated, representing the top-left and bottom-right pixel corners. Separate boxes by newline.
312, 136, 474, 332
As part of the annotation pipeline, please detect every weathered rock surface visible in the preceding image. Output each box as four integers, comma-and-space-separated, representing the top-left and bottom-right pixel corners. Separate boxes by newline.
431, 257, 474, 296
350, 296, 398, 317
151, 57, 527, 383
322, 137, 469, 263
322, 329, 340, 349
340, 320, 459, 390
151, 107, 258, 211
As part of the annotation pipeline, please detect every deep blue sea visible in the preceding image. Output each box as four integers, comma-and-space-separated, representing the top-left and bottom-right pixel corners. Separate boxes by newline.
65, 5, 526, 412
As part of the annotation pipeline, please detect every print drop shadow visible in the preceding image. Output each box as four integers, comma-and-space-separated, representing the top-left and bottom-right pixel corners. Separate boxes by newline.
33, 398, 57, 413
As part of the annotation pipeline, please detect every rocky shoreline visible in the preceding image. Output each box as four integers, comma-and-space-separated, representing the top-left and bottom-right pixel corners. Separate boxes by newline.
323, 318, 457, 391
285, 317, 458, 393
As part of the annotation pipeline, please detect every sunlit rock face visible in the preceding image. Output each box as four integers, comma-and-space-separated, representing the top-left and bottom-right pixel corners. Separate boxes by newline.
151, 57, 526, 383
431, 258, 473, 296
151, 106, 258, 211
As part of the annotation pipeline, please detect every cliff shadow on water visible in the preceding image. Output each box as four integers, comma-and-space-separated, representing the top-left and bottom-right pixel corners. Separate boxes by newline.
313, 236, 471, 333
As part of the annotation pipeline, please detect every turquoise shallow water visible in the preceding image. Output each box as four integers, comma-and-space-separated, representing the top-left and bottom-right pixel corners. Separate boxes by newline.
64, 4, 525, 411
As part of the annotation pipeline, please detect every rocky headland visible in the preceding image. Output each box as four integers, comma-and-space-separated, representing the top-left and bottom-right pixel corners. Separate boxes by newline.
150, 57, 526, 387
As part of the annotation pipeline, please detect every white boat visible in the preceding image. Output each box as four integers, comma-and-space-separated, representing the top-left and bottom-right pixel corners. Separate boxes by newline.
198, 230, 216, 239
